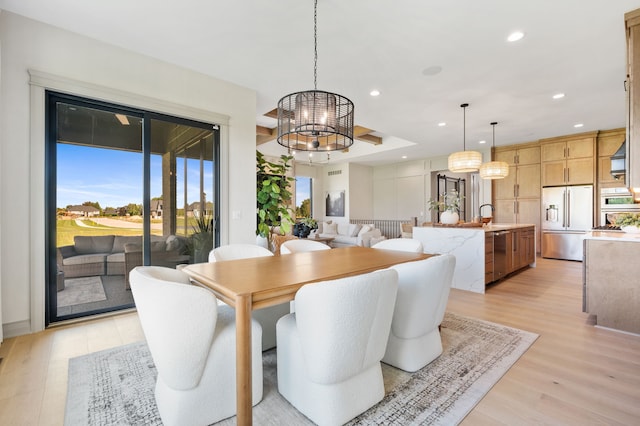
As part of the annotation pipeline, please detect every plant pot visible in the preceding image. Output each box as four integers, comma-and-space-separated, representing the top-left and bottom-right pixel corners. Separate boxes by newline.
440, 210, 459, 225
293, 223, 312, 238
192, 232, 213, 263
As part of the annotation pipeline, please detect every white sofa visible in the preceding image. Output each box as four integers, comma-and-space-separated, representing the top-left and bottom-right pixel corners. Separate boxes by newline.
313, 221, 383, 248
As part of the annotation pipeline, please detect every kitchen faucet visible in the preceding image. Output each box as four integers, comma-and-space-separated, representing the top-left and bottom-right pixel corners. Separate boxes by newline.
479, 203, 494, 220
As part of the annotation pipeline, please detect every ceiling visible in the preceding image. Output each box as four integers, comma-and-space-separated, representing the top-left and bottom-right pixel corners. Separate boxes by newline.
2, 0, 639, 166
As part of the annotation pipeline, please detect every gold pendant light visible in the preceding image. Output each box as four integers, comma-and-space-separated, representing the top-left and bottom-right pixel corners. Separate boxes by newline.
479, 121, 510, 179
276, 0, 354, 152
448, 103, 482, 173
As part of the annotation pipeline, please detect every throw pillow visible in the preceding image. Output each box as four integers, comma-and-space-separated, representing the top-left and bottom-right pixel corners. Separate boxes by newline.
357, 225, 371, 237
165, 235, 179, 251
324, 222, 338, 235
151, 241, 167, 252
348, 223, 362, 237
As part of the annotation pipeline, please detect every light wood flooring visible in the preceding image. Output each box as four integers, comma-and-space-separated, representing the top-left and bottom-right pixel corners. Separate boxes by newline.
0, 257, 639, 425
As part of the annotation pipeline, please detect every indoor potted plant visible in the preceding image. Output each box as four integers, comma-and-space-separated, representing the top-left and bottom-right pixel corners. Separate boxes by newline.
614, 212, 640, 233
293, 217, 318, 238
190, 213, 215, 263
256, 151, 295, 249
428, 190, 463, 224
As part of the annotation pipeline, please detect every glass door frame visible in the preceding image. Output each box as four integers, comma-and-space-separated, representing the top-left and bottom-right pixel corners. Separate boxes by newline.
45, 91, 220, 325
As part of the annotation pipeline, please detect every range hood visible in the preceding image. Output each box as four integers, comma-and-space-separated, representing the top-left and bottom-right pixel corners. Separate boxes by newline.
610, 141, 626, 180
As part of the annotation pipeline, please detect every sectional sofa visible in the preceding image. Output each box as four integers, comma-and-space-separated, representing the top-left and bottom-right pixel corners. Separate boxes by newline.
57, 235, 188, 287
312, 221, 384, 248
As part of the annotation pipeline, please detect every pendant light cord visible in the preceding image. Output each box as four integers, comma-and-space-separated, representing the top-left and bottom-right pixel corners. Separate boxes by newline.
461, 103, 469, 151
314, 0, 318, 90
491, 122, 497, 147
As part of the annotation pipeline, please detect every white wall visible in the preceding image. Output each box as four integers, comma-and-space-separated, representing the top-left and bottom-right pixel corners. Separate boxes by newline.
321, 163, 350, 227
372, 153, 493, 223
0, 11, 257, 337
348, 163, 373, 219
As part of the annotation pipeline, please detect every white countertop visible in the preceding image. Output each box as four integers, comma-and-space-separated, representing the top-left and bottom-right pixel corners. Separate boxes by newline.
483, 223, 536, 232
584, 231, 640, 242
417, 223, 535, 233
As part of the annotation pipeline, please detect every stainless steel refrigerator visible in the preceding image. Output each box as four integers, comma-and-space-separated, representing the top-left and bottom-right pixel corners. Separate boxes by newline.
541, 185, 593, 261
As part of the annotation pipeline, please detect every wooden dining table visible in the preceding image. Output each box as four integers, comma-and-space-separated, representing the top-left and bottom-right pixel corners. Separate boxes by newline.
183, 245, 432, 425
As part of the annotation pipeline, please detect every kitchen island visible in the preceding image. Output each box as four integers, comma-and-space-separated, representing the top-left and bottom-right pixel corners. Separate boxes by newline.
583, 231, 640, 334
413, 223, 536, 294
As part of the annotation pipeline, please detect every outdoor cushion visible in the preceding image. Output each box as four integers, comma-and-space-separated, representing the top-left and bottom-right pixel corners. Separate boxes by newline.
74, 235, 115, 255
112, 235, 142, 253
106, 252, 125, 263
63, 253, 109, 266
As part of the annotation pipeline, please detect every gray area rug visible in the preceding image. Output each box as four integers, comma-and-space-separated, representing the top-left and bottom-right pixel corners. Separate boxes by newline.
65, 312, 538, 425
58, 277, 107, 308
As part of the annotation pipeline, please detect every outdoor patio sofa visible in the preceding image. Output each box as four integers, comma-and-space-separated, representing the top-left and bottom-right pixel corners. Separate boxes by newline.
57, 235, 189, 287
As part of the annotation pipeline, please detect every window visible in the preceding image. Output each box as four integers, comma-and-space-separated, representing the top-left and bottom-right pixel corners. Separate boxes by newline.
295, 176, 312, 218
46, 92, 219, 324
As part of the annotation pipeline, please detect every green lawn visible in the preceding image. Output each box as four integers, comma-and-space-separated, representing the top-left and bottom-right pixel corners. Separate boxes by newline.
56, 219, 158, 247
56, 217, 203, 247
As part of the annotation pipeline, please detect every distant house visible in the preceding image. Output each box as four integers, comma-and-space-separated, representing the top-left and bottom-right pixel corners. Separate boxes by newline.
103, 207, 117, 216
67, 205, 100, 217
150, 199, 163, 218
187, 201, 213, 218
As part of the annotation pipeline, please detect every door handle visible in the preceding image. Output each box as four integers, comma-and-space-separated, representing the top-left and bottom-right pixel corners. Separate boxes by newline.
566, 189, 571, 228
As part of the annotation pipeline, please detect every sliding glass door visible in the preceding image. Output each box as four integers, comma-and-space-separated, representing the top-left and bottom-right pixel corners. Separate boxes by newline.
46, 92, 219, 324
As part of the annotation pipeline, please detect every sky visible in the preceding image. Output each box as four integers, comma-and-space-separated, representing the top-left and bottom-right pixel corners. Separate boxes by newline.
57, 144, 212, 209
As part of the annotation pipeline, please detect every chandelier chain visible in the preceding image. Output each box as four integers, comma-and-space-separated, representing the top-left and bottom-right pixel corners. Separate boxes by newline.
313, 0, 318, 90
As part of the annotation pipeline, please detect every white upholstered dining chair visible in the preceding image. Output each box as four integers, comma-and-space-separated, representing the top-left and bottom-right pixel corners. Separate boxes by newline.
208, 243, 290, 350
372, 237, 424, 253
382, 254, 456, 372
280, 238, 331, 254
129, 266, 263, 426
277, 268, 399, 425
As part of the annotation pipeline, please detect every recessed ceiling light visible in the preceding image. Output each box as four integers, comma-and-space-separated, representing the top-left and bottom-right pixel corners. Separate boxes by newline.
507, 31, 524, 42
438, 122, 446, 127
553, 93, 565, 99
370, 90, 380, 97
402, 155, 407, 159
479, 140, 487, 144
574, 123, 584, 128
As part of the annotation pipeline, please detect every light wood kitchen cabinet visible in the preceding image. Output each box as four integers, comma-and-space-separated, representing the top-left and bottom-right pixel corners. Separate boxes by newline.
495, 145, 540, 166
493, 199, 540, 230
484, 233, 494, 284
540, 134, 596, 186
513, 227, 535, 271
597, 128, 626, 187
493, 143, 541, 252
484, 225, 535, 284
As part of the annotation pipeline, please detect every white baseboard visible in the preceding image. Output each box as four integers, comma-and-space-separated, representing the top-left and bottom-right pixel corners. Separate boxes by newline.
2, 320, 32, 339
